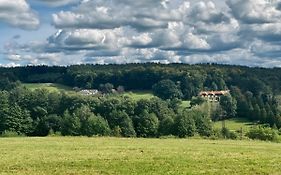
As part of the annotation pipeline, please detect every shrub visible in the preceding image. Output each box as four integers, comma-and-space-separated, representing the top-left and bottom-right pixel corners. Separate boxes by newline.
210, 128, 237, 140
211, 128, 223, 139
222, 128, 238, 140
48, 129, 62, 137
246, 126, 280, 142
0, 131, 25, 137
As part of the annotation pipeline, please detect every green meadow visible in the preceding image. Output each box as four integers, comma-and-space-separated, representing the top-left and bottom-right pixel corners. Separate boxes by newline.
122, 91, 155, 101
23, 83, 74, 92
0, 137, 280, 175
214, 118, 257, 132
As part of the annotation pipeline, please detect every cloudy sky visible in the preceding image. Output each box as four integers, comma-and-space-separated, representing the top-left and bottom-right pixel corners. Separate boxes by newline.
0, 0, 281, 67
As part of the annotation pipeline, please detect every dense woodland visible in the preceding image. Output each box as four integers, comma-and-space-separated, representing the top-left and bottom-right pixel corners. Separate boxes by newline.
0, 63, 281, 140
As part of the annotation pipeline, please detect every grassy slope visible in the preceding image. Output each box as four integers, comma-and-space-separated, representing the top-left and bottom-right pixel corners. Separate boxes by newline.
23, 83, 74, 92
0, 137, 280, 175
214, 118, 256, 132
122, 91, 155, 101
23, 84, 190, 108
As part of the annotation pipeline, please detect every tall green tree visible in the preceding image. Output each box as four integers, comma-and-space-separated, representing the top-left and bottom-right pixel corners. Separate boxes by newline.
109, 110, 136, 137
84, 114, 110, 136
175, 111, 196, 138
4, 104, 32, 135
135, 110, 159, 137
0, 91, 9, 133
219, 94, 237, 119
152, 79, 183, 100
61, 110, 81, 136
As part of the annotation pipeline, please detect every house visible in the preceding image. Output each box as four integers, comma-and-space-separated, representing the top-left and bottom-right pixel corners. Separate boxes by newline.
79, 89, 99, 96
199, 90, 230, 102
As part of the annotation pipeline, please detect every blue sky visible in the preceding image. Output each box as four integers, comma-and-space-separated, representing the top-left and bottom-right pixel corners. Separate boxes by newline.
0, 0, 281, 67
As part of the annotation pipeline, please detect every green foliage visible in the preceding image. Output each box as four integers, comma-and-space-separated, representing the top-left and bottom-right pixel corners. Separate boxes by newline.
2, 104, 32, 135
152, 79, 183, 100
221, 127, 238, 140
61, 110, 81, 136
0, 91, 9, 134
135, 110, 159, 137
190, 96, 206, 107
194, 113, 213, 137
246, 126, 280, 142
175, 112, 196, 138
158, 116, 175, 136
108, 110, 136, 137
85, 114, 111, 136
99, 83, 114, 94
2, 63, 281, 138
219, 94, 237, 119
0, 130, 25, 137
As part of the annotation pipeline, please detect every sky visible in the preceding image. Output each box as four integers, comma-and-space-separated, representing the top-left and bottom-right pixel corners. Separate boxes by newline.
0, 0, 281, 67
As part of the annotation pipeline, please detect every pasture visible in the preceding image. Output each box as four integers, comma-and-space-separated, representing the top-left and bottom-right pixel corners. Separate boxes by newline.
214, 118, 256, 132
122, 91, 155, 101
23, 83, 74, 93
0, 137, 280, 175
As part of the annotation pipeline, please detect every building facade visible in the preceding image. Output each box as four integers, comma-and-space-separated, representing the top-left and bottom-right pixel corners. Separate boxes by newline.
199, 90, 230, 102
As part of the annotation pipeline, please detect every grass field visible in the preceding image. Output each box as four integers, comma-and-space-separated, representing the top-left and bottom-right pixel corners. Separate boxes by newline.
23, 83, 74, 92
122, 91, 155, 100
0, 137, 280, 175
214, 118, 256, 132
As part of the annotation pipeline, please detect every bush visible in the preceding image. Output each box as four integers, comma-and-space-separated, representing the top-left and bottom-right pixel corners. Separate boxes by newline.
0, 131, 25, 137
210, 128, 237, 140
222, 128, 238, 140
246, 126, 280, 142
211, 128, 223, 139
48, 129, 62, 137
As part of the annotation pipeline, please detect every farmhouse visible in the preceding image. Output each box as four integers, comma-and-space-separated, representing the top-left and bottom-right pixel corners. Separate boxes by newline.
199, 90, 230, 102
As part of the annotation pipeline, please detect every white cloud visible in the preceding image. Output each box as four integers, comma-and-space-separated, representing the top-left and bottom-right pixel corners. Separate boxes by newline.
3, 0, 281, 67
227, 0, 281, 24
32, 0, 79, 7
0, 0, 39, 30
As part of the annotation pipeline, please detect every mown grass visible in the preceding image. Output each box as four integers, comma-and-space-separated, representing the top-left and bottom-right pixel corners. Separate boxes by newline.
214, 118, 257, 132
0, 137, 280, 175
23, 83, 74, 92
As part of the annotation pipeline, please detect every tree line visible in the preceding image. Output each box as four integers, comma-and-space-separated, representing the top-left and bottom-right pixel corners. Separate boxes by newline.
1, 63, 281, 134
0, 87, 213, 137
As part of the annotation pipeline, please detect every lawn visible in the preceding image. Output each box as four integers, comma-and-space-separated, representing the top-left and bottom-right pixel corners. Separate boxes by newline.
122, 91, 155, 101
214, 118, 256, 132
0, 137, 280, 175
23, 83, 74, 92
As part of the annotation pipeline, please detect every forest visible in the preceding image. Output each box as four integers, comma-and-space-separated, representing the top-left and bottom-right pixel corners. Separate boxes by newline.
0, 63, 281, 140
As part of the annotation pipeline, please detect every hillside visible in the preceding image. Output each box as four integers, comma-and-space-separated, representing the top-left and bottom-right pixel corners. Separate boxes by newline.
1, 63, 281, 139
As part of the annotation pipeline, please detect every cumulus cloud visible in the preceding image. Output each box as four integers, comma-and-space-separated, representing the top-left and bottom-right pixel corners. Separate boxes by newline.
3, 0, 281, 67
227, 0, 281, 24
0, 0, 39, 30
32, 0, 79, 7
52, 0, 173, 31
